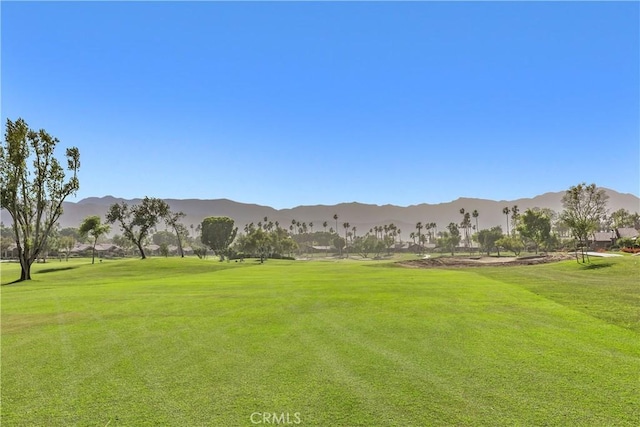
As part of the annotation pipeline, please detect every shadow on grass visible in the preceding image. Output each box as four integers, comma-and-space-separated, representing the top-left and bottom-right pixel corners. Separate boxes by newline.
580, 262, 614, 270
38, 266, 79, 274
2, 265, 79, 285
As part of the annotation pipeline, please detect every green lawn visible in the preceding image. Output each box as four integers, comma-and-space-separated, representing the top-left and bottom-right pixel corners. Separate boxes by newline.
1, 256, 639, 426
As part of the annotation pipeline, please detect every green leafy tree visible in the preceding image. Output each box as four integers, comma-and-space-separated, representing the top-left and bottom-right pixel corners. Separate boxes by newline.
475, 226, 504, 256
560, 183, 609, 263
352, 234, 378, 258
437, 222, 461, 256
200, 216, 238, 261
0, 222, 12, 237
37, 223, 60, 263
165, 210, 187, 257
112, 234, 133, 256
192, 245, 208, 259
617, 236, 638, 250
106, 197, 170, 259
60, 227, 83, 242
152, 230, 177, 246
159, 242, 170, 257
333, 235, 345, 254
542, 233, 561, 253
1, 237, 13, 259
0, 118, 80, 281
59, 235, 75, 261
496, 235, 523, 256
237, 227, 273, 263
517, 209, 552, 254
79, 216, 110, 264
610, 208, 639, 229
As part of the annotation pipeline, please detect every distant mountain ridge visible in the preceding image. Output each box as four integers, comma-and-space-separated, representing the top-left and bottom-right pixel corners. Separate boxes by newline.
2, 189, 638, 236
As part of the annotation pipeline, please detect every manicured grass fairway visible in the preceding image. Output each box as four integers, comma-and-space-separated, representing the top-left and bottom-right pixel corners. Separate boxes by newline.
1, 256, 639, 426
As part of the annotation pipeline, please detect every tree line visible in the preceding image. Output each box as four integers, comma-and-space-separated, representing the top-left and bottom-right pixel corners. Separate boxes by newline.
2, 118, 638, 281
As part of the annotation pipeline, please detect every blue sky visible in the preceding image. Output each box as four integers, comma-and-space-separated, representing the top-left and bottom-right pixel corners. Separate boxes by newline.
2, 1, 638, 209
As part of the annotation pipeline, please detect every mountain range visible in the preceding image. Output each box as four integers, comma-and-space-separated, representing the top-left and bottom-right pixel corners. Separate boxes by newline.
7, 188, 635, 236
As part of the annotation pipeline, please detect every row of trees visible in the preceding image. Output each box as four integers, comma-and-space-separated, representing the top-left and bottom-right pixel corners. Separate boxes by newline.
0, 118, 633, 280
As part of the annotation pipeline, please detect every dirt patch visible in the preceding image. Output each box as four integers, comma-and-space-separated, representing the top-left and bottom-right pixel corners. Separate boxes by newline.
397, 254, 573, 269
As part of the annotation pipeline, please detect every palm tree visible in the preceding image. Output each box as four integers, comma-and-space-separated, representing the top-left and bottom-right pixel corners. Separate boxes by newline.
462, 212, 472, 253
322, 221, 328, 233
472, 210, 479, 233
343, 222, 350, 257
511, 205, 520, 236
333, 214, 339, 235
351, 225, 357, 239
503, 207, 511, 235
415, 222, 423, 252
459, 208, 467, 250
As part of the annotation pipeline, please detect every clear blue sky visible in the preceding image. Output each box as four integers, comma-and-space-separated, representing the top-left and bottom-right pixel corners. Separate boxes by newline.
2, 1, 638, 209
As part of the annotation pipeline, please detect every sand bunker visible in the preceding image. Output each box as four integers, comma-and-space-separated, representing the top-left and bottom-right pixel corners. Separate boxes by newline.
398, 254, 573, 268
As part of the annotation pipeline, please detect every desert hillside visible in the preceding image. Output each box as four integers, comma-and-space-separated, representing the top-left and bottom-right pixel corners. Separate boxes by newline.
5, 188, 635, 235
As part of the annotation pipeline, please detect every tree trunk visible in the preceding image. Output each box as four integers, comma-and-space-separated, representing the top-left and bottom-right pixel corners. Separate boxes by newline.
135, 240, 146, 259
19, 258, 32, 281
177, 235, 184, 258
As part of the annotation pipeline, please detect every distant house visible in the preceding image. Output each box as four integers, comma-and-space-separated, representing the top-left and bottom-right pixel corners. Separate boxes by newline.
404, 243, 423, 253
590, 231, 615, 251
70, 243, 93, 255
615, 228, 639, 240
144, 244, 161, 256
3, 243, 19, 259
94, 243, 124, 258
167, 245, 194, 256
392, 242, 412, 252
310, 245, 333, 252
70, 243, 123, 258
